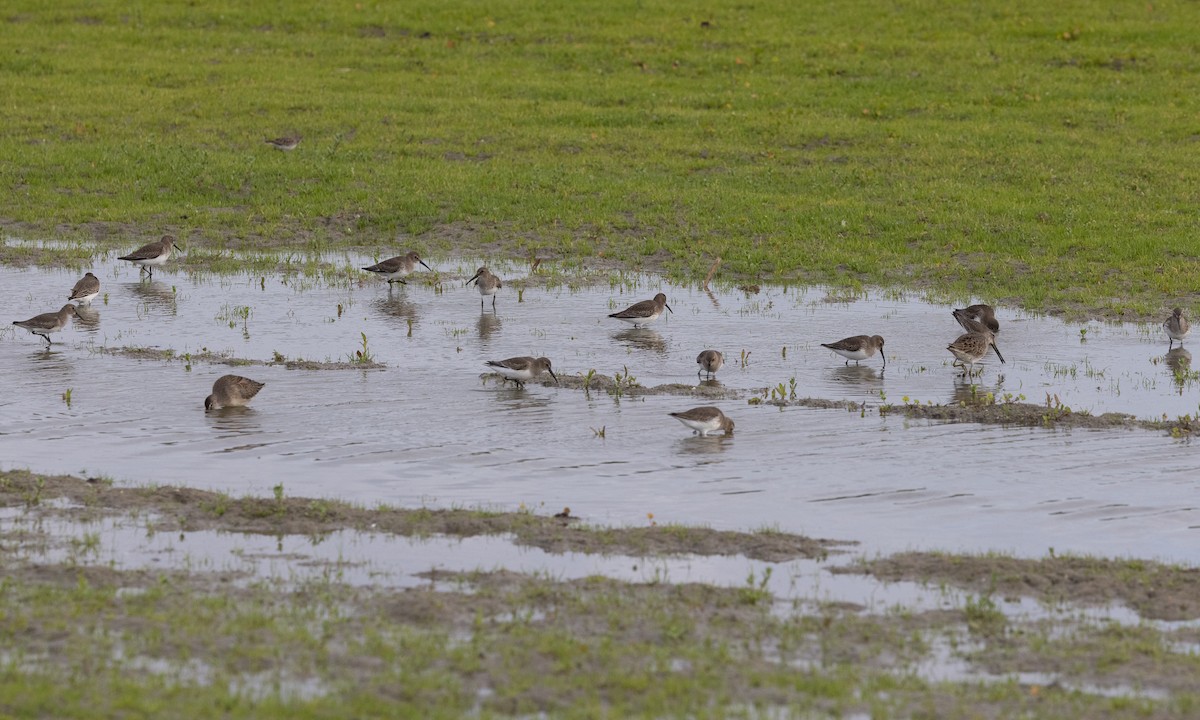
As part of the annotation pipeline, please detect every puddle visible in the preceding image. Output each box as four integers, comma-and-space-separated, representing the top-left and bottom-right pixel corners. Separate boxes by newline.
2, 253, 1199, 565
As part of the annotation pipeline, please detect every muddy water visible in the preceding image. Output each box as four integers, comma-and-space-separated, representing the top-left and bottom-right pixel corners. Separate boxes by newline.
1, 255, 1198, 564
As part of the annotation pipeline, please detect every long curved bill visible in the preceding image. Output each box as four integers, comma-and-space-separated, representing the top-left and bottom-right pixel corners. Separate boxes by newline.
990, 341, 1006, 364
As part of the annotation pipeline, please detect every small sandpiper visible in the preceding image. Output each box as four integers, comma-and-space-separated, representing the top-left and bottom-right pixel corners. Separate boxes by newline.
820, 335, 885, 369
466, 267, 502, 309
68, 272, 100, 304
948, 330, 1005, 376
265, 135, 301, 151
13, 304, 78, 346
609, 293, 672, 328
953, 304, 999, 334
696, 349, 724, 379
362, 251, 432, 285
204, 375, 266, 411
669, 406, 735, 437
484, 356, 557, 388
1164, 307, 1190, 349
119, 235, 179, 279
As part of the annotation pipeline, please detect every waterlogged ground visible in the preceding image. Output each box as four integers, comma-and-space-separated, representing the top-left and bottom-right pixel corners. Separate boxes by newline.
1, 250, 1199, 566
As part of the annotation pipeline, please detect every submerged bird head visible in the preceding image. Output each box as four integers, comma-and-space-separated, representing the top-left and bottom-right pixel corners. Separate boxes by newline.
204, 395, 217, 411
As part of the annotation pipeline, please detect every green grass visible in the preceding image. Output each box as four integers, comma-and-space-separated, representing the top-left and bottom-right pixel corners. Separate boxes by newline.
3, 0, 1200, 318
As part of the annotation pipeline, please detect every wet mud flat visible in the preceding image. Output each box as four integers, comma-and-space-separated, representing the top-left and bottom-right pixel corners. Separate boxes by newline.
4, 469, 1200, 717
3, 255, 1200, 568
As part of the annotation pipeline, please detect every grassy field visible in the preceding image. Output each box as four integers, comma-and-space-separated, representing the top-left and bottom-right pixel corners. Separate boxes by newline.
3, 1, 1200, 317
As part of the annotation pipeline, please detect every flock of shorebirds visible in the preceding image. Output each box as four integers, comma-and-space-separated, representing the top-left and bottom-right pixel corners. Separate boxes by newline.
10, 235, 1194, 437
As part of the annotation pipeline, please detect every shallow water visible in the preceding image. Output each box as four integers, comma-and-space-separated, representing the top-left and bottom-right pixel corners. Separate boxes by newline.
2, 254, 1198, 565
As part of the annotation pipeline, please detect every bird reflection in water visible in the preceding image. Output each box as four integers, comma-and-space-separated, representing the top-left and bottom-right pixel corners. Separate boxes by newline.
1165, 347, 1193, 394
476, 311, 501, 343
125, 281, 178, 314
613, 327, 667, 355
73, 305, 101, 332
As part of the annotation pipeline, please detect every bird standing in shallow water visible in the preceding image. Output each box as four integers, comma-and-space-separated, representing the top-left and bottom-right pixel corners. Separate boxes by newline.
119, 235, 178, 279
696, 350, 724, 379
485, 356, 558, 388
362, 251, 432, 285
205, 375, 266, 411
669, 407, 735, 437
68, 272, 100, 304
609, 293, 672, 328
1164, 307, 1190, 349
13, 304, 79, 346
467, 267, 502, 309
820, 335, 886, 369
947, 330, 1005, 376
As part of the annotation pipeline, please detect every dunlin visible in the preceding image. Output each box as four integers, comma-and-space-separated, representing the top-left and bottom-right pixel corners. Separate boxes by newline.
466, 267, 502, 309
669, 406, 735, 437
820, 335, 886, 369
68, 272, 100, 304
362, 251, 432, 285
13, 304, 78, 346
947, 330, 1005, 376
485, 356, 558, 388
1164, 307, 1190, 349
696, 349, 724, 379
609, 293, 672, 327
265, 136, 301, 151
953, 304, 999, 334
204, 375, 266, 411
119, 235, 178, 279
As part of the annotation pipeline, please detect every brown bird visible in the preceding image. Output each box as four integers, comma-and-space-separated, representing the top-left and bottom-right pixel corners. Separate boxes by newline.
669, 406, 735, 437
609, 293, 672, 328
204, 375, 266, 411
484, 356, 557, 388
68, 272, 100, 304
13, 304, 78, 346
953, 304, 999, 334
1164, 307, 1190, 349
466, 267, 502, 309
118, 235, 179, 279
947, 330, 1005, 376
696, 350, 724, 379
820, 335, 885, 369
362, 251, 432, 285
265, 136, 301, 151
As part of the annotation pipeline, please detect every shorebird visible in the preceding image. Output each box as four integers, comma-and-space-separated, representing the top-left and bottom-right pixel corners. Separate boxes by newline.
265, 136, 301, 151
1165, 307, 1190, 349
820, 335, 886, 369
68, 272, 100, 304
948, 330, 1005, 376
609, 293, 672, 328
669, 406, 735, 437
696, 350, 724, 379
204, 375, 266, 411
118, 235, 178, 279
12, 304, 78, 346
953, 304, 999, 334
362, 251, 432, 285
466, 267, 502, 309
484, 356, 557, 388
